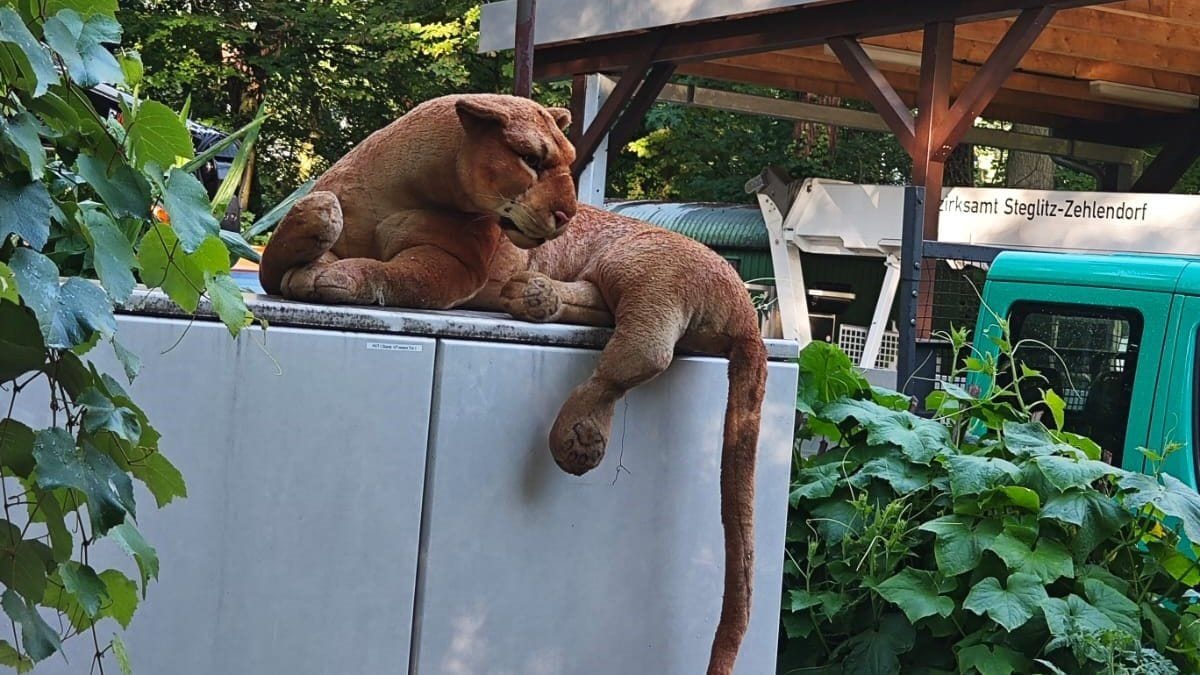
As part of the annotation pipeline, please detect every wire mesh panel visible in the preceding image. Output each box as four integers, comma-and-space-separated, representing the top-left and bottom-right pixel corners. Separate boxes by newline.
838, 324, 899, 370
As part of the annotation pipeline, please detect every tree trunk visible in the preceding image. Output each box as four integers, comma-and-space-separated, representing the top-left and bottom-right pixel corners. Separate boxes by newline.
1006, 124, 1054, 189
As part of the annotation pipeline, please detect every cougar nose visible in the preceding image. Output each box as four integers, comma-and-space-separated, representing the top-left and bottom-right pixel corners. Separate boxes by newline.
553, 210, 571, 227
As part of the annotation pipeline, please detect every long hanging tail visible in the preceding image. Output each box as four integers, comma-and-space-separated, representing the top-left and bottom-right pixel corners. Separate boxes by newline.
707, 334, 768, 675
258, 191, 343, 295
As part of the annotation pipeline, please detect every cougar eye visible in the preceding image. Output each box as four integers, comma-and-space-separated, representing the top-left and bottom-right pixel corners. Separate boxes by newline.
520, 154, 542, 172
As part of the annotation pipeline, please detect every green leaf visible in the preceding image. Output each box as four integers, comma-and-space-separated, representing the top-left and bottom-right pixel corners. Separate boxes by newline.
33, 488, 71, 563
58, 561, 108, 617
126, 100, 193, 171
986, 531, 1074, 583
0, 302, 46, 382
823, 399, 952, 464
1002, 420, 1056, 456
219, 228, 260, 263
792, 462, 842, 504
854, 454, 935, 495
205, 271, 252, 336
10, 248, 116, 349
945, 454, 1021, 497
1121, 472, 1200, 544
43, 9, 123, 87
76, 153, 152, 219
842, 613, 915, 675
962, 573, 1048, 632
919, 516, 1002, 577
810, 499, 863, 542
110, 521, 158, 595
78, 387, 141, 442
981, 486, 1041, 513
33, 428, 134, 535
46, 0, 119, 18
112, 633, 132, 675
211, 101, 266, 217
1081, 578, 1139, 637
81, 206, 139, 303
98, 568, 137, 628
873, 568, 955, 623
1032, 455, 1116, 493
1, 589, 60, 662
956, 643, 1028, 675
163, 168, 219, 253
117, 50, 142, 88
1042, 390, 1066, 431
110, 336, 141, 383
0, 639, 33, 672
137, 225, 229, 312
1053, 430, 1103, 461
1, 113, 45, 177
0, 419, 34, 478
0, 539, 48, 602
0, 262, 15, 304
0, 8, 57, 97
1040, 489, 1127, 558
797, 341, 870, 410
0, 176, 52, 250
1042, 593, 1118, 639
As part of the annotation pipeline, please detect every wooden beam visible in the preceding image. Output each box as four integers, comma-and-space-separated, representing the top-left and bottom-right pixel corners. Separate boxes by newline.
914, 21, 955, 239
513, 0, 536, 97
571, 61, 650, 179
531, 0, 1123, 79
935, 7, 1057, 160
607, 62, 677, 154
826, 37, 915, 152
1131, 130, 1200, 192
568, 74, 587, 146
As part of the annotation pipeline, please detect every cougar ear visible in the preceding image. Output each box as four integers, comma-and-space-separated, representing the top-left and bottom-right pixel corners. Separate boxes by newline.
546, 107, 571, 132
456, 97, 511, 134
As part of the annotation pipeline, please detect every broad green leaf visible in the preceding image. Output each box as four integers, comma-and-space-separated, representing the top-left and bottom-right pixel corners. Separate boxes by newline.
781, 612, 814, 640
0, 177, 52, 250
854, 454, 935, 495
792, 462, 842, 504
810, 499, 862, 543
823, 399, 952, 464
10, 248, 116, 348
0, 539, 48, 602
0, 302, 46, 382
962, 573, 1048, 632
1081, 578, 1139, 637
211, 101, 265, 217
164, 168, 219, 253
873, 568, 955, 623
33, 488, 71, 563
0, 639, 32, 672
1031, 455, 1115, 493
919, 516, 1002, 577
79, 387, 141, 442
1, 589, 59, 662
956, 644, 1028, 675
1002, 420, 1055, 456
986, 531, 1074, 583
797, 341, 870, 411
1120, 472, 1200, 544
1042, 593, 1117, 639
112, 633, 132, 675
0, 419, 34, 478
0, 262, 15, 303
138, 225, 229, 312
41, 569, 94, 633
110, 521, 158, 595
1053, 430, 1103, 461
1042, 390, 1066, 431
58, 561, 108, 617
98, 568, 137, 628
126, 100, 193, 172
944, 454, 1021, 497
205, 271, 252, 336
1, 113, 44, 177
43, 9, 123, 88
842, 613, 915, 675
1039, 489, 1127, 558
33, 429, 134, 535
788, 588, 822, 611
111, 336, 141, 383
46, 0, 118, 18
76, 153, 152, 219
219, 228, 260, 263
981, 486, 1041, 513
117, 50, 142, 88
870, 386, 911, 411
81, 206, 139, 302
0, 8, 56, 97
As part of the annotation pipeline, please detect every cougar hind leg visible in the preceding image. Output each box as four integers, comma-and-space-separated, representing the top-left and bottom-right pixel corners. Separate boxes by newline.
549, 309, 684, 475
259, 191, 344, 295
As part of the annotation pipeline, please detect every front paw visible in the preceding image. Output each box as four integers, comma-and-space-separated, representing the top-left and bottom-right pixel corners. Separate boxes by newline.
282, 265, 369, 305
501, 271, 562, 322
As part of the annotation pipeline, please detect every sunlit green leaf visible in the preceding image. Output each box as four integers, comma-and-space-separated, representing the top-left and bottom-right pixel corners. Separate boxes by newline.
98, 568, 137, 628
126, 100, 193, 171
43, 9, 124, 88
205, 271, 252, 336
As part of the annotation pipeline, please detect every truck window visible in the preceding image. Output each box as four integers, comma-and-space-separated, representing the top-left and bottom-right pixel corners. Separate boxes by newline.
1001, 302, 1142, 466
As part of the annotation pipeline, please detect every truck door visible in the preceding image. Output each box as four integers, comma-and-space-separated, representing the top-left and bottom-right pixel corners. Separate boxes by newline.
1149, 295, 1200, 488
972, 283, 1171, 474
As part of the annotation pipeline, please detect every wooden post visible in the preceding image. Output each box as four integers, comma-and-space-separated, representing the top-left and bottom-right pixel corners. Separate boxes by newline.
513, 0, 536, 97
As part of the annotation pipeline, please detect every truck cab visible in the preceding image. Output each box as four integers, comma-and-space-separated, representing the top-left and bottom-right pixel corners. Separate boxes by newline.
972, 251, 1200, 488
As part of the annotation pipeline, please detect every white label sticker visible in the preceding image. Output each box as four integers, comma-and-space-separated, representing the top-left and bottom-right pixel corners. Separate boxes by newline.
367, 342, 423, 353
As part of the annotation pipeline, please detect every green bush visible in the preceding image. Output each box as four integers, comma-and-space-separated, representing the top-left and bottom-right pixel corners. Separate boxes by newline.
780, 329, 1200, 674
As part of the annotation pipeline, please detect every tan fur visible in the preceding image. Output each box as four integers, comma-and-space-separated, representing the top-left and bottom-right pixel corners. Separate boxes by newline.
258, 94, 767, 675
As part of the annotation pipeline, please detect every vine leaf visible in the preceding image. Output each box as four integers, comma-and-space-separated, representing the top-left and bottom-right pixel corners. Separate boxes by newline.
111, 521, 158, 595
873, 568, 956, 623
1120, 472, 1200, 544
111, 336, 142, 382
962, 573, 1048, 632
956, 644, 1028, 675
131, 453, 187, 508
46, 0, 119, 19
10, 248, 116, 349
76, 153, 151, 219
32, 428, 135, 535
58, 561, 109, 617
1039, 489, 1127, 558
137, 224, 228, 312
987, 531, 1074, 583
163, 168, 219, 253
1082, 579, 1140, 636
0, 419, 35, 478
945, 454, 1021, 497
0, 113, 45, 177
78, 387, 142, 442
43, 9, 124, 88
81, 206, 139, 303
0, 303, 46, 383
98, 569, 138, 628
0, 639, 32, 672
126, 101, 193, 173
0, 177, 52, 250
1, 589, 60, 662
791, 462, 842, 504
0, 262, 16, 303
919, 516, 1003, 577
822, 399, 952, 464
205, 271, 252, 336
842, 612, 915, 675
112, 633, 132, 675
854, 454, 936, 495
1031, 455, 1117, 493
1001, 420, 1056, 456
1042, 594, 1118, 639
0, 8, 57, 97
0, 539, 48, 603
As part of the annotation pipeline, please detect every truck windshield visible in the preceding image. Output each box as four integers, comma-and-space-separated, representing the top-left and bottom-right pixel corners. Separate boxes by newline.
999, 302, 1142, 466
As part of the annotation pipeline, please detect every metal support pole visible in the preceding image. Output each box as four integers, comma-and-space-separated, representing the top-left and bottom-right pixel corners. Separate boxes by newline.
513, 0, 536, 97
861, 254, 900, 369
897, 187, 924, 399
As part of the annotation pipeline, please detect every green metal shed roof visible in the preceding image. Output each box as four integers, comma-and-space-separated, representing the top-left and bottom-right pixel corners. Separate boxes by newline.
989, 250, 1200, 295
604, 200, 769, 250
